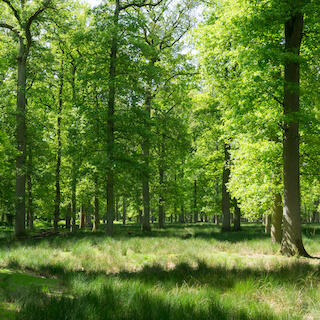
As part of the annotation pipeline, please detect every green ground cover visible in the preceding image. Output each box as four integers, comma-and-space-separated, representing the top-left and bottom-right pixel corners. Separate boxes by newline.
1, 223, 320, 319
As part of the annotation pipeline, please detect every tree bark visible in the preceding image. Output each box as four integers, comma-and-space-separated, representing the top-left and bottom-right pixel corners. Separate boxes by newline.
158, 166, 165, 229
233, 202, 241, 231
15, 37, 27, 237
280, 10, 309, 257
193, 180, 198, 223
93, 175, 100, 231
54, 56, 64, 232
106, 0, 120, 236
265, 214, 271, 234
222, 144, 231, 231
27, 146, 33, 231
271, 193, 282, 243
66, 203, 71, 229
179, 204, 185, 223
122, 197, 126, 225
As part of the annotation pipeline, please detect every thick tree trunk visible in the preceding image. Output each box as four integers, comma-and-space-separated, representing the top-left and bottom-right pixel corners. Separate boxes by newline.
234, 202, 241, 231
271, 193, 283, 243
193, 180, 198, 223
280, 11, 309, 257
93, 175, 100, 232
54, 57, 64, 232
222, 144, 231, 231
106, 1, 120, 236
15, 38, 27, 237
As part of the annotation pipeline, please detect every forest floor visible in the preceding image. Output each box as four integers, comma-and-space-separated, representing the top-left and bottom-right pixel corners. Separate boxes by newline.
1, 223, 320, 320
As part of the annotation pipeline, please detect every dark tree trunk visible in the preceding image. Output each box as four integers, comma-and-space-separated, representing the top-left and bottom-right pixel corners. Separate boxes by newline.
15, 38, 27, 238
66, 204, 71, 230
158, 165, 165, 229
106, 1, 120, 236
233, 202, 241, 231
79, 203, 85, 229
222, 144, 231, 231
179, 205, 185, 223
93, 175, 100, 231
122, 197, 126, 225
193, 180, 198, 223
27, 147, 33, 231
271, 193, 282, 243
54, 56, 64, 232
71, 173, 77, 232
280, 11, 309, 257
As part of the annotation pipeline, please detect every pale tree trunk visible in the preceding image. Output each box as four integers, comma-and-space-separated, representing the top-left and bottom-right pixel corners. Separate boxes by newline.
15, 37, 27, 237
280, 10, 309, 257
54, 56, 64, 232
265, 215, 271, 234
271, 193, 282, 243
222, 144, 231, 231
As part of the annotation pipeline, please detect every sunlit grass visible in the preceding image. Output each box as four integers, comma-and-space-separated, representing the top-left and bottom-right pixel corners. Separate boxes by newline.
1, 223, 320, 319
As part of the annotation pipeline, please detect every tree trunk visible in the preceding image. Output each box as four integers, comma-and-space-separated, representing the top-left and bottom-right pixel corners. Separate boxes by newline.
280, 11, 309, 257
54, 56, 64, 232
15, 38, 27, 238
222, 144, 231, 231
265, 214, 271, 234
27, 147, 33, 231
158, 164, 165, 229
66, 203, 71, 230
106, 1, 120, 236
193, 180, 198, 223
179, 205, 185, 223
122, 197, 126, 225
93, 175, 100, 231
234, 202, 241, 231
71, 173, 77, 232
271, 193, 282, 243
79, 203, 85, 229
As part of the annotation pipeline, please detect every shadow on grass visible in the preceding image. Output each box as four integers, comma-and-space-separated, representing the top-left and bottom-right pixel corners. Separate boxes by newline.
4, 256, 320, 319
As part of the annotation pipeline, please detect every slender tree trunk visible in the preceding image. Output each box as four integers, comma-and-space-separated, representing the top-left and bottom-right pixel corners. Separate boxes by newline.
193, 180, 198, 223
66, 203, 71, 229
15, 38, 27, 237
222, 144, 231, 231
158, 166, 165, 229
234, 202, 241, 231
71, 173, 77, 232
54, 56, 64, 232
106, 1, 120, 236
280, 11, 309, 257
265, 215, 271, 234
93, 175, 100, 231
79, 203, 85, 229
122, 197, 126, 225
271, 193, 282, 243
179, 205, 185, 223
27, 147, 33, 231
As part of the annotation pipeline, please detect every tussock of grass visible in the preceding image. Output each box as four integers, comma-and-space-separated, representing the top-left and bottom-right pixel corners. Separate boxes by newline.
1, 223, 320, 319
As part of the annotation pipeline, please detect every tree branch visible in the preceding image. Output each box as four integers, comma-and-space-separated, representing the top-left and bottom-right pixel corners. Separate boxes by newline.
0, 22, 19, 35
0, 0, 21, 24
120, 0, 163, 11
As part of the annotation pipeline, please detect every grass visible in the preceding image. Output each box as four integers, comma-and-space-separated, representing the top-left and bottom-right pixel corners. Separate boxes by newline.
1, 223, 320, 319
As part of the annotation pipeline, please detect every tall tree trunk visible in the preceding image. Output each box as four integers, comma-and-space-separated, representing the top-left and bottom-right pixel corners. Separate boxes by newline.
222, 144, 231, 231
54, 56, 64, 232
66, 203, 71, 230
71, 173, 77, 232
271, 193, 283, 243
15, 38, 27, 237
234, 202, 241, 231
93, 175, 100, 231
265, 215, 271, 234
79, 203, 85, 229
280, 10, 309, 257
122, 197, 126, 225
193, 180, 198, 223
179, 204, 185, 223
106, 0, 120, 236
27, 147, 33, 231
158, 166, 165, 229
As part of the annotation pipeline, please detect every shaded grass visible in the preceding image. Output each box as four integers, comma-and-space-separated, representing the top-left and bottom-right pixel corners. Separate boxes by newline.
1, 223, 320, 319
